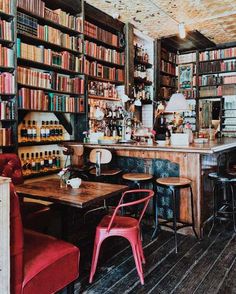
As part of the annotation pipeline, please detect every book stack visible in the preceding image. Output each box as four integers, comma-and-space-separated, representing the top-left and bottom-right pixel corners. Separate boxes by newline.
0, 20, 12, 40
84, 39, 125, 65
17, 0, 45, 17
180, 89, 197, 99
0, 127, 11, 146
161, 60, 176, 75
161, 48, 176, 63
84, 21, 119, 48
18, 87, 84, 112
17, 11, 38, 36
200, 47, 236, 61
0, 0, 12, 14
18, 66, 85, 94
0, 44, 14, 67
199, 60, 236, 73
0, 72, 15, 93
0, 100, 15, 119
84, 59, 124, 82
17, 39, 83, 72
199, 86, 218, 97
177, 53, 196, 64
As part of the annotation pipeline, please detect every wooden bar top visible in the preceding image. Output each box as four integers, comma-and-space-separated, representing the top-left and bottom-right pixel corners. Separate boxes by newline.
83, 138, 236, 154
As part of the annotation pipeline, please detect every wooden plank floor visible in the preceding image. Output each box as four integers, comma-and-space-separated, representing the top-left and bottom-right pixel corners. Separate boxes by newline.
69, 223, 236, 294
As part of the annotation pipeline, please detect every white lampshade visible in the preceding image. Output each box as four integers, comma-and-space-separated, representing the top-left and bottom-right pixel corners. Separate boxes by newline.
165, 93, 189, 112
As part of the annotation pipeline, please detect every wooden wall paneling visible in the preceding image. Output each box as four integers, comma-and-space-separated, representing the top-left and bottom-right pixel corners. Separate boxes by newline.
125, 22, 134, 97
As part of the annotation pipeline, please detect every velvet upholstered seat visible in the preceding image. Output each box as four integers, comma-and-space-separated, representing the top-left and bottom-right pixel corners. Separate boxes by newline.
10, 183, 80, 294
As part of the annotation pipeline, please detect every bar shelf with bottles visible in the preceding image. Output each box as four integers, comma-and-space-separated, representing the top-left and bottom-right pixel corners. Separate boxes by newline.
20, 149, 62, 179
88, 80, 120, 101
221, 96, 236, 137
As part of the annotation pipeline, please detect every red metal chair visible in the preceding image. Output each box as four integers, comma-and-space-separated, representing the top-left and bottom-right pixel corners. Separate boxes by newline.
10, 183, 80, 294
89, 189, 154, 285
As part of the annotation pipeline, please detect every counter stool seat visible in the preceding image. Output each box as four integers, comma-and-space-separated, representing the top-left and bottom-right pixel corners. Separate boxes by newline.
123, 173, 153, 182
156, 176, 198, 253
156, 177, 191, 187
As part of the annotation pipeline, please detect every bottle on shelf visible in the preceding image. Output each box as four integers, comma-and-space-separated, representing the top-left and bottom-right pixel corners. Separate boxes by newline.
40, 121, 46, 141
20, 120, 27, 143
35, 152, 41, 173
45, 121, 50, 141
52, 150, 57, 169
20, 153, 27, 176
40, 152, 45, 172
56, 150, 61, 168
44, 151, 49, 171
25, 153, 31, 175
32, 120, 38, 142
31, 153, 36, 174
27, 120, 33, 142
48, 151, 53, 169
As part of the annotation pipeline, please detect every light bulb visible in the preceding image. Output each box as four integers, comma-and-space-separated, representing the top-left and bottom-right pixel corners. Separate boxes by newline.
179, 23, 186, 39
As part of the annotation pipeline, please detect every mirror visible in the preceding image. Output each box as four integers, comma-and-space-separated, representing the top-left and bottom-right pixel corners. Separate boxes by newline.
199, 99, 221, 130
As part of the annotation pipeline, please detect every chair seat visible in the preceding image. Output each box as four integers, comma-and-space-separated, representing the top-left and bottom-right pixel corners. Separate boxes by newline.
156, 177, 191, 187
123, 173, 153, 181
98, 215, 139, 230
90, 168, 122, 176
23, 229, 79, 294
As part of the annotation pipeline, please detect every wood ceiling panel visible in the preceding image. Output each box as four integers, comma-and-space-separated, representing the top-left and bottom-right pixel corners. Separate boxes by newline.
86, 0, 236, 44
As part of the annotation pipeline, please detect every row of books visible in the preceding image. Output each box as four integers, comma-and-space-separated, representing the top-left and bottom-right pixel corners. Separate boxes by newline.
17, 12, 78, 51
17, 0, 82, 32
0, 127, 11, 146
0, 19, 12, 41
17, 39, 83, 72
84, 60, 124, 82
0, 72, 15, 93
18, 88, 85, 113
161, 60, 176, 75
161, 48, 176, 63
0, 100, 15, 119
0, 0, 12, 14
199, 85, 236, 97
82, 38, 125, 65
199, 75, 236, 86
88, 81, 118, 99
199, 47, 236, 61
84, 20, 119, 48
18, 67, 85, 94
177, 53, 196, 64
0, 44, 14, 67
199, 60, 236, 73
180, 89, 197, 99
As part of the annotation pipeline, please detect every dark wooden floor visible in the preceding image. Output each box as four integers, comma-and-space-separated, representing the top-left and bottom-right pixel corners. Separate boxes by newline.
69, 222, 236, 294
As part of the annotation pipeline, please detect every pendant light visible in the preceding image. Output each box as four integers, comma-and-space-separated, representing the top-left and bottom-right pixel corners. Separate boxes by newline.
179, 22, 186, 39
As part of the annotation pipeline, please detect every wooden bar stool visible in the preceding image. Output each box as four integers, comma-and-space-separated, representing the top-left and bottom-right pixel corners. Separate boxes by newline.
156, 177, 198, 253
122, 172, 158, 239
208, 172, 236, 236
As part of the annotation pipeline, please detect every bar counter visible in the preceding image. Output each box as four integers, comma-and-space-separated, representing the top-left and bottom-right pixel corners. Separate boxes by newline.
73, 138, 236, 237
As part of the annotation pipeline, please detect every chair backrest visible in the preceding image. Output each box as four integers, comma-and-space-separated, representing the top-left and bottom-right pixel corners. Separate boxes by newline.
89, 149, 112, 165
107, 189, 154, 232
0, 154, 24, 185
10, 183, 24, 294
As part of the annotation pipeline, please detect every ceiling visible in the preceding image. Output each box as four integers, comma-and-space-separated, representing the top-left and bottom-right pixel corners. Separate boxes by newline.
86, 0, 236, 44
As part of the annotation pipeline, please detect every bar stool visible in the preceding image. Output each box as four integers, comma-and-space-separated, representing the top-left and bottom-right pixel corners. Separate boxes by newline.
156, 177, 198, 253
122, 172, 158, 239
208, 172, 236, 236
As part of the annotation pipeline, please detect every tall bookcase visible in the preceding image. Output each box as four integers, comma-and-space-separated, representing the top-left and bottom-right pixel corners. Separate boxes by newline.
0, 0, 17, 152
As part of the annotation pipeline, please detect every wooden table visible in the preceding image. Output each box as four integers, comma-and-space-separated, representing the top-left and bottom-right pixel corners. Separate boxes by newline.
16, 178, 128, 208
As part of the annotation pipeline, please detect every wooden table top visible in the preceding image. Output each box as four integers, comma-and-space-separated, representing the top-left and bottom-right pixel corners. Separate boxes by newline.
16, 178, 128, 208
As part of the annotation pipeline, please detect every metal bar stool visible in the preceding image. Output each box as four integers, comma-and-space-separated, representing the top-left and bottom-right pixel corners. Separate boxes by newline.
208, 172, 236, 236
122, 172, 158, 239
156, 177, 198, 253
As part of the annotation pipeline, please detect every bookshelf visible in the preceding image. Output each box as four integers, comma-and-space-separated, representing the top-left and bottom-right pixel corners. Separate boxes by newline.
0, 0, 17, 152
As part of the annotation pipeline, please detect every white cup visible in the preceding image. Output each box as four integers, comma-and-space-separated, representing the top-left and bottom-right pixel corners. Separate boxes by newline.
66, 178, 82, 189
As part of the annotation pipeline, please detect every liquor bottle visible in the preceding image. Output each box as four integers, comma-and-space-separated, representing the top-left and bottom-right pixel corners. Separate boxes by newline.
20, 153, 27, 176
56, 150, 61, 168
35, 152, 41, 173
52, 150, 57, 169
39, 152, 44, 171
25, 153, 31, 175
44, 151, 49, 171
31, 153, 36, 173
48, 151, 53, 169
40, 121, 46, 141
27, 120, 33, 142
20, 120, 27, 143
58, 123, 63, 140
45, 121, 50, 141
32, 121, 37, 142
50, 120, 55, 141
54, 121, 59, 140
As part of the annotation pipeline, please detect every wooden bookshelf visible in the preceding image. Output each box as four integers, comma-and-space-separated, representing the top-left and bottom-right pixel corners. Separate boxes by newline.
88, 94, 119, 101
87, 75, 124, 85
84, 54, 124, 69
